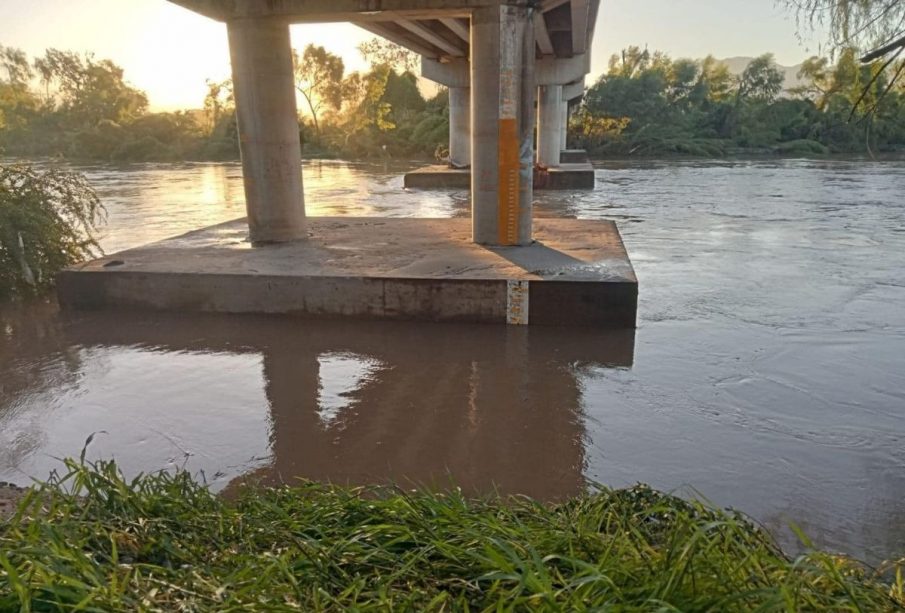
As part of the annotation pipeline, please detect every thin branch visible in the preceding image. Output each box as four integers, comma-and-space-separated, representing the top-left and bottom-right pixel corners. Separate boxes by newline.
860, 33, 905, 62
848, 44, 905, 120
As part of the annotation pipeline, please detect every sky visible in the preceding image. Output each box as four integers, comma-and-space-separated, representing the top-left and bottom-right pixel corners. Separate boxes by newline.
0, 0, 827, 111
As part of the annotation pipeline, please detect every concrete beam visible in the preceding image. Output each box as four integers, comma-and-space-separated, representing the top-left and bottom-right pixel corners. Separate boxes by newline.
534, 13, 554, 56
227, 17, 306, 243
570, 0, 589, 55
440, 17, 469, 42
562, 77, 585, 102
535, 53, 589, 85
539, 0, 570, 11
356, 22, 439, 58
168, 0, 484, 23
397, 19, 466, 57
423, 54, 589, 88
421, 57, 469, 87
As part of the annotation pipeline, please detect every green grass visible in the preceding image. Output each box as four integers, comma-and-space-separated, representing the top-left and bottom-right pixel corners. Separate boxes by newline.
1, 460, 902, 611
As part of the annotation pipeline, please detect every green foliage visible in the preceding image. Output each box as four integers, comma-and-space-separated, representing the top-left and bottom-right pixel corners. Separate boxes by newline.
293, 45, 345, 139
0, 42, 443, 162
582, 47, 905, 157
357, 37, 419, 73
0, 165, 104, 300
1, 459, 902, 610
737, 54, 785, 103
784, 0, 905, 56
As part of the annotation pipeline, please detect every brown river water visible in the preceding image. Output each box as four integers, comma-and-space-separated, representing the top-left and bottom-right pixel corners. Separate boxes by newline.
1, 158, 904, 562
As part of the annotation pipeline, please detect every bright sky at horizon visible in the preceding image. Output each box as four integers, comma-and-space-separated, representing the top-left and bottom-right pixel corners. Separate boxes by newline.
0, 0, 827, 111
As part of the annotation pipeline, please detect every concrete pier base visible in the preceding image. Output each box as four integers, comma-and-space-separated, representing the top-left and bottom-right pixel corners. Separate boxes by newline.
560, 149, 589, 163
404, 150, 595, 190
58, 217, 636, 327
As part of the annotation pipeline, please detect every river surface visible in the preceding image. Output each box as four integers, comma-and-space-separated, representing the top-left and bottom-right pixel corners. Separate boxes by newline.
1, 158, 904, 562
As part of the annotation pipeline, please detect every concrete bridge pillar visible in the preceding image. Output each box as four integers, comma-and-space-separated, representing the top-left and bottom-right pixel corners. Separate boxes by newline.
536, 84, 563, 167
560, 101, 569, 151
227, 17, 306, 243
470, 4, 535, 246
448, 86, 471, 168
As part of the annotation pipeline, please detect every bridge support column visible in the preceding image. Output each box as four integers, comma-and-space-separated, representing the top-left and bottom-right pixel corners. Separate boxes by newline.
471, 4, 535, 246
536, 84, 563, 168
227, 17, 306, 243
560, 101, 569, 152
448, 86, 471, 168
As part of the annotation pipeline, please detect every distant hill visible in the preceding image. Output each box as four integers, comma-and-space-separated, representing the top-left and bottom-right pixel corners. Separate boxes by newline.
718, 56, 806, 92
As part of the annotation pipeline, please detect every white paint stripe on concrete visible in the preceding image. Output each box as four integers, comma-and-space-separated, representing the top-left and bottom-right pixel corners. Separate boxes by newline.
506, 279, 530, 325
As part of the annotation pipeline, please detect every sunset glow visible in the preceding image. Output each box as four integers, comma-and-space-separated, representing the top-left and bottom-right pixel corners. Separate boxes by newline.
0, 0, 818, 111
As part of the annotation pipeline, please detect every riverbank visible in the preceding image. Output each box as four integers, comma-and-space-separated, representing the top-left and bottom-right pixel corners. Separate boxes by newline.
1, 460, 902, 611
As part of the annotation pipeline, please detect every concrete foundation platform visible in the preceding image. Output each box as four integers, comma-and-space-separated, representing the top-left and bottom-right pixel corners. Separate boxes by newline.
404, 165, 471, 189
404, 160, 596, 190
537, 162, 596, 189
560, 149, 590, 163
58, 217, 636, 327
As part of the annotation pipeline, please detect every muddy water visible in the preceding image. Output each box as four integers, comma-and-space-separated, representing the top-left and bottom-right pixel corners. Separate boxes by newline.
1, 158, 904, 562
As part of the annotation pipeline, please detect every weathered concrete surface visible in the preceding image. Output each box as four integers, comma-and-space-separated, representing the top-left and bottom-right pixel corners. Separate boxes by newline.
470, 4, 534, 246
404, 160, 595, 190
227, 17, 306, 243
58, 217, 636, 327
448, 86, 471, 167
404, 165, 471, 188
537, 84, 563, 167
560, 149, 589, 163
539, 162, 595, 189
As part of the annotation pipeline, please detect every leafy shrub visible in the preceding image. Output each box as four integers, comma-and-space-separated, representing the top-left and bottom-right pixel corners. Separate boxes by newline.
0, 164, 104, 300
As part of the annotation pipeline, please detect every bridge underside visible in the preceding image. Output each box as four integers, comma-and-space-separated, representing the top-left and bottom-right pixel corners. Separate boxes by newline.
61, 0, 637, 328
171, 0, 600, 237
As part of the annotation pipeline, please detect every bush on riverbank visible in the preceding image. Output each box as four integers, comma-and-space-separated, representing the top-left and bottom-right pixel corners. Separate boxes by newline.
0, 164, 104, 300
1, 460, 901, 611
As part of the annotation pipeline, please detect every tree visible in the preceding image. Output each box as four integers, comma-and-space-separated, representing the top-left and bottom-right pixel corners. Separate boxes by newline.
697, 56, 734, 102
794, 56, 834, 105
31, 49, 147, 127
357, 38, 419, 73
0, 46, 33, 86
0, 46, 39, 140
293, 45, 345, 139
786, 0, 905, 55
737, 54, 785, 103
203, 79, 233, 135
784, 0, 905, 99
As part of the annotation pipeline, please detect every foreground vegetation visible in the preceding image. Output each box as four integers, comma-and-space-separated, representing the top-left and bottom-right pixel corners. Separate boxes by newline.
1, 460, 902, 611
0, 164, 103, 301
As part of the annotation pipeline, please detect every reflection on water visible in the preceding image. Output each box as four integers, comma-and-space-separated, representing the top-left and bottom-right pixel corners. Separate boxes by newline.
1, 157, 905, 563
315, 352, 384, 428
0, 306, 633, 502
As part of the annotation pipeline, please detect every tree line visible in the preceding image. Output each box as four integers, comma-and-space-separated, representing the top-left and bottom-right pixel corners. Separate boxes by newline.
2, 40, 905, 162
571, 48, 905, 157
0, 40, 448, 162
